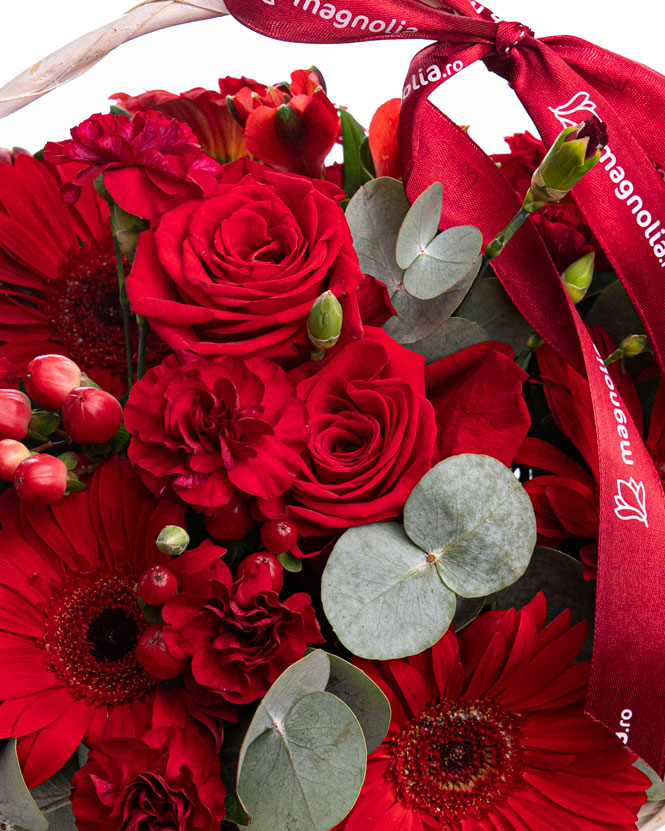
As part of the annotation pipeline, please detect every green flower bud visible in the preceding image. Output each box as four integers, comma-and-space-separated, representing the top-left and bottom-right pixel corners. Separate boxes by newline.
526, 333, 544, 351
307, 290, 343, 352
156, 525, 190, 557
562, 251, 595, 304
523, 118, 608, 212
618, 334, 648, 358
111, 204, 148, 262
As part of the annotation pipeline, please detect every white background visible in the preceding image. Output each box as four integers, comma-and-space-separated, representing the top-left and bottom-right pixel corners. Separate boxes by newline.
0, 0, 661, 156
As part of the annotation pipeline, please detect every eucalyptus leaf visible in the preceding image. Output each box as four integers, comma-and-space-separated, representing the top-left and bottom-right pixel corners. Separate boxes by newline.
237, 691, 366, 831
345, 177, 409, 290
340, 108, 372, 201
403, 455, 536, 597
493, 546, 595, 660
402, 317, 489, 364
326, 654, 391, 753
452, 595, 487, 631
0, 739, 48, 831
321, 522, 456, 660
635, 758, 665, 801
457, 277, 533, 354
403, 226, 482, 300
586, 279, 642, 342
395, 182, 443, 269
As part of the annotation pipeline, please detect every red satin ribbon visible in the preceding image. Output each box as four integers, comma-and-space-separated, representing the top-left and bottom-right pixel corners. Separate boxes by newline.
224, 0, 665, 773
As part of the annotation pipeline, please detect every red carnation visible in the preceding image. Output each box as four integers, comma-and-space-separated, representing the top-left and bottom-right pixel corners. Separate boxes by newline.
124, 350, 309, 513
425, 340, 530, 467
126, 157, 366, 362
44, 111, 220, 220
336, 594, 648, 831
0, 459, 234, 786
71, 727, 226, 831
285, 328, 437, 535
162, 555, 323, 705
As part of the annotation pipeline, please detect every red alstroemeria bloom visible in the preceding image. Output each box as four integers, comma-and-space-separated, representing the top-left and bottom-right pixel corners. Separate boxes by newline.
112, 75, 266, 164
71, 727, 226, 831
0, 154, 165, 393
368, 98, 401, 179
425, 341, 530, 467
44, 111, 220, 220
162, 555, 323, 705
337, 594, 647, 831
124, 350, 309, 513
0, 459, 234, 786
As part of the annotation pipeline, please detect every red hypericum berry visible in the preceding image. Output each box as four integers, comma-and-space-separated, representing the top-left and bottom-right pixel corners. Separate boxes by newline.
0, 389, 32, 440
236, 552, 284, 592
24, 354, 82, 410
0, 439, 31, 482
136, 624, 186, 680
204, 493, 253, 541
137, 565, 178, 606
260, 519, 298, 554
61, 387, 122, 444
13, 454, 68, 504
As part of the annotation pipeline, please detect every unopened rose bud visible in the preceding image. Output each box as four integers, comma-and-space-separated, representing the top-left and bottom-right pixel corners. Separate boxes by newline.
308, 290, 343, 356
524, 118, 608, 212
604, 334, 648, 366
562, 251, 595, 304
156, 525, 190, 557
111, 204, 148, 262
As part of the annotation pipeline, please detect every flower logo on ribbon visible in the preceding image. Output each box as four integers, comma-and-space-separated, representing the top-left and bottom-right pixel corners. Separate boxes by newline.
614, 477, 649, 527
549, 92, 598, 129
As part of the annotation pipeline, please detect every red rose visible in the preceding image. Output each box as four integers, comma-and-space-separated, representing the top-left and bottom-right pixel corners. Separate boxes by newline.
425, 341, 530, 467
44, 111, 220, 220
126, 157, 366, 361
162, 556, 323, 705
71, 727, 225, 831
124, 350, 309, 513
286, 328, 437, 534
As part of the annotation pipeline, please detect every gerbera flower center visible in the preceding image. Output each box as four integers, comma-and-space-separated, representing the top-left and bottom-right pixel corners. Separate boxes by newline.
42, 571, 154, 704
46, 238, 165, 370
388, 698, 524, 823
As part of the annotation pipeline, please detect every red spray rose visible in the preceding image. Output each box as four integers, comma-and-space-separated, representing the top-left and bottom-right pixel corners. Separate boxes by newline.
425, 340, 531, 467
124, 350, 309, 513
44, 111, 220, 220
162, 555, 323, 705
285, 328, 437, 535
71, 727, 226, 831
126, 157, 366, 362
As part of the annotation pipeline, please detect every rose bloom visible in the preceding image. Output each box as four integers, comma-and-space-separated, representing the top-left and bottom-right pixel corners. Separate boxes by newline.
285, 328, 437, 534
162, 552, 323, 705
0, 459, 234, 786
126, 157, 366, 362
124, 350, 309, 513
44, 110, 220, 220
336, 594, 648, 831
71, 727, 226, 831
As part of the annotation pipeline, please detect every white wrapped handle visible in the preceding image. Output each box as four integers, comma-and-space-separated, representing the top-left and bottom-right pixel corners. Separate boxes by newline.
0, 0, 228, 118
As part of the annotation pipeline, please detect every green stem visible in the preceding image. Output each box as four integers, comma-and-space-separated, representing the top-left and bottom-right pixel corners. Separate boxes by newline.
111, 231, 133, 391
478, 206, 531, 279
136, 314, 147, 381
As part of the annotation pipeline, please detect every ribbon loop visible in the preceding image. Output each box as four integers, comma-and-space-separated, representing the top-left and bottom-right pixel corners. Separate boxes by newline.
493, 20, 532, 59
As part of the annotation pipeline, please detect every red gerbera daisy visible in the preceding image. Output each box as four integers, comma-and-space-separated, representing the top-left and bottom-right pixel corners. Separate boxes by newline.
0, 154, 164, 392
337, 594, 647, 831
0, 458, 233, 786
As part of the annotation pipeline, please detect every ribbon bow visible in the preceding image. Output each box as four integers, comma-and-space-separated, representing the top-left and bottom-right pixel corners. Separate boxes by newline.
225, 0, 665, 774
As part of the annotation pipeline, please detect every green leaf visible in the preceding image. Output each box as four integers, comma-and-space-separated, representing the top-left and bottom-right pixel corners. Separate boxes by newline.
0, 739, 48, 830
326, 654, 390, 753
403, 455, 536, 597
359, 136, 376, 178
396, 316, 489, 364
493, 546, 595, 660
395, 182, 443, 269
403, 226, 482, 300
586, 280, 642, 343
237, 691, 366, 831
277, 551, 303, 572
322, 522, 456, 660
345, 177, 409, 291
340, 108, 371, 201
457, 277, 533, 354
452, 595, 486, 631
